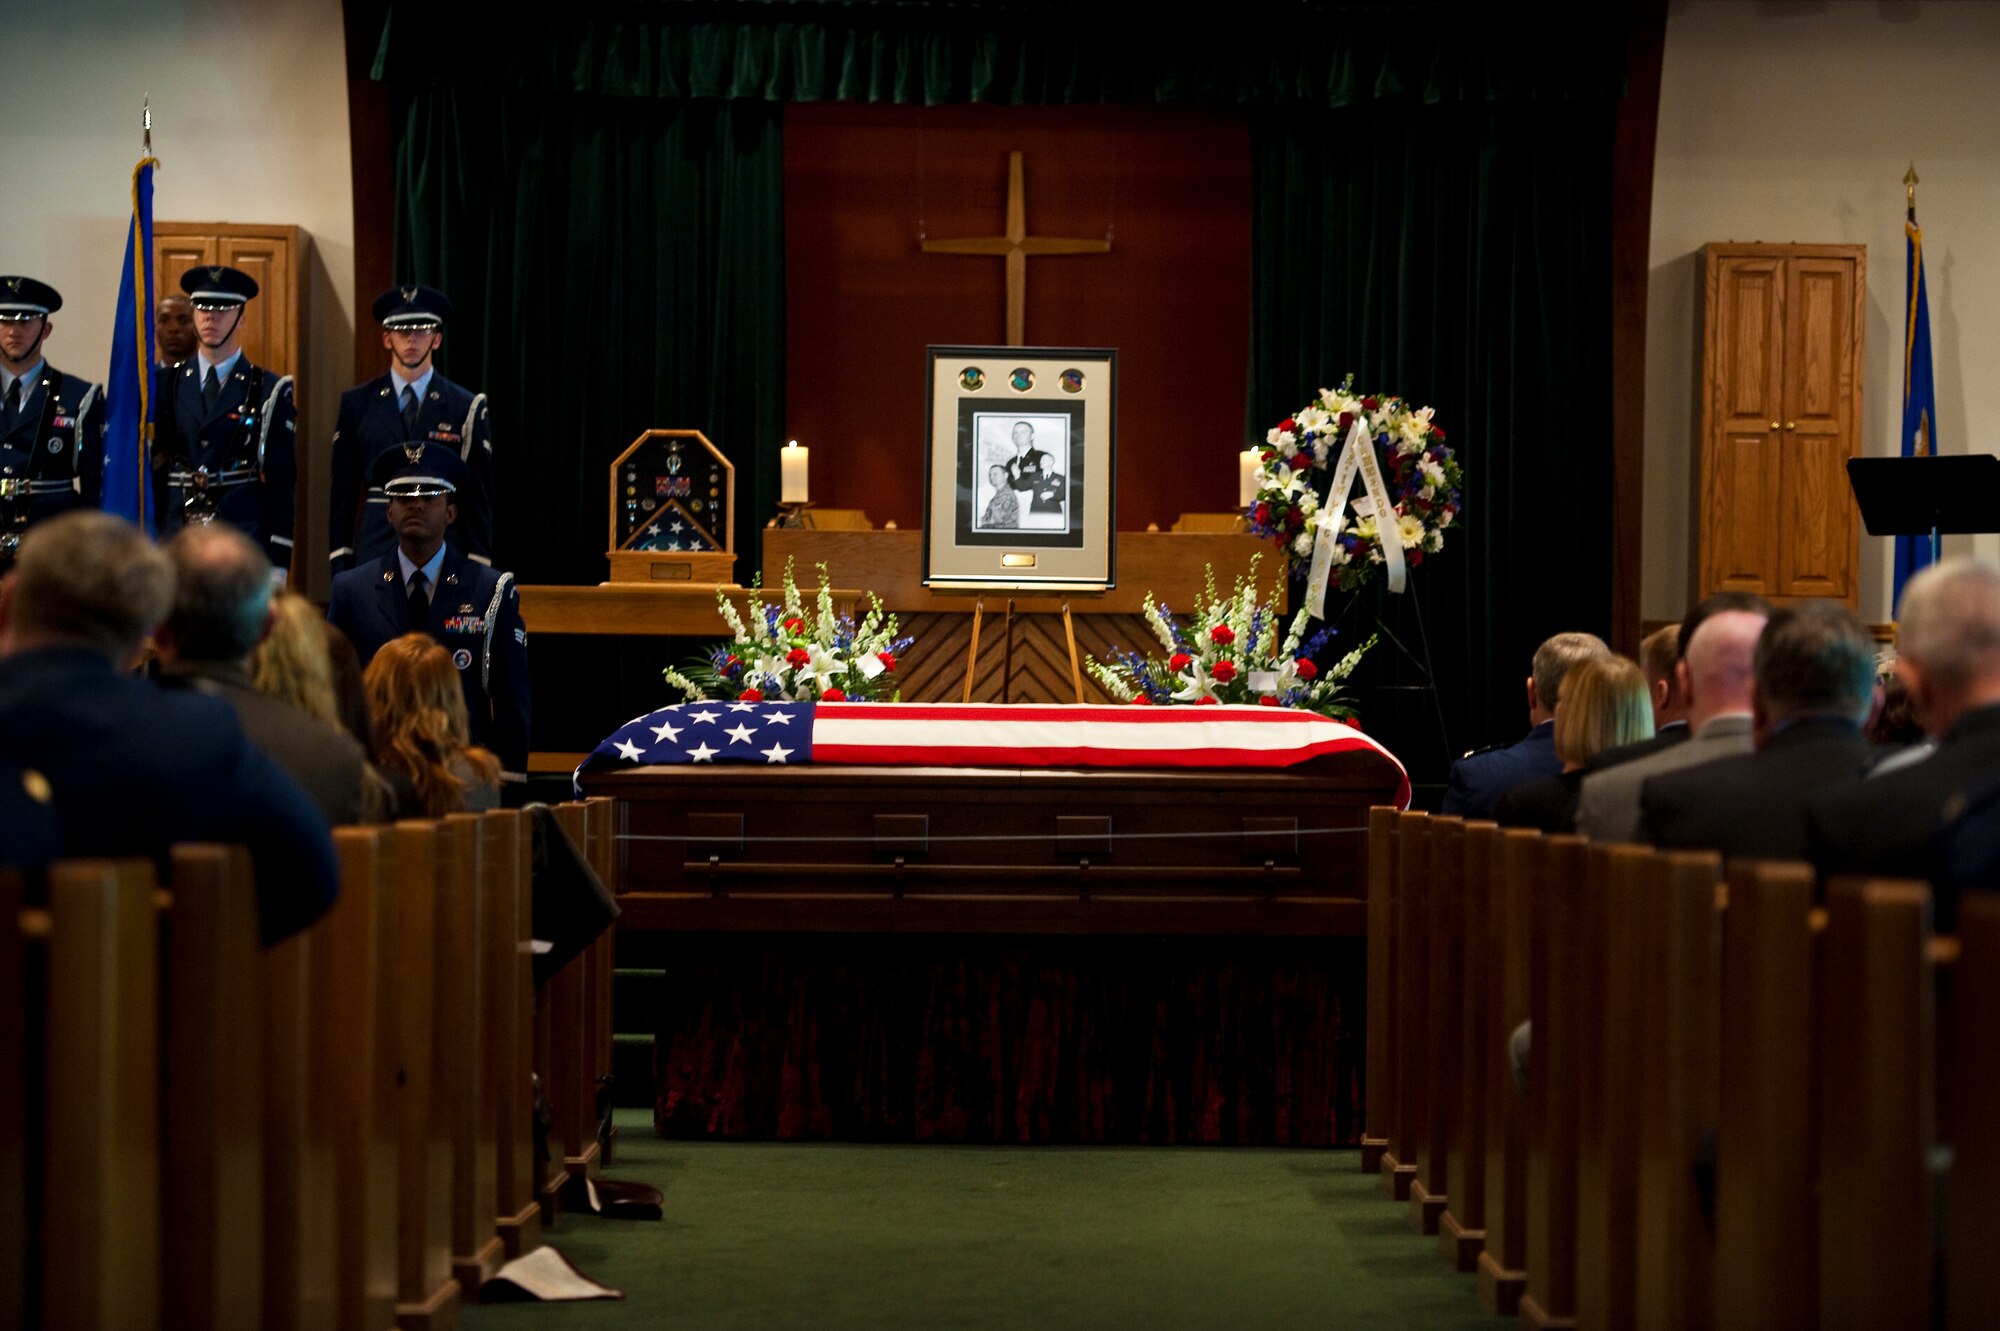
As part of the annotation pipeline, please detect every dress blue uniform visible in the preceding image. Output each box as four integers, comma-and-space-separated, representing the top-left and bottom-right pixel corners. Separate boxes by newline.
0, 277, 103, 565
153, 266, 296, 569
326, 443, 531, 780
328, 286, 495, 572
1441, 719, 1560, 818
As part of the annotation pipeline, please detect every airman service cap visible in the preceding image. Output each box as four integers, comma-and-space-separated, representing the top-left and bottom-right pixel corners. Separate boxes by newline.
373, 284, 452, 331
0, 276, 61, 322
180, 265, 259, 309
373, 440, 469, 499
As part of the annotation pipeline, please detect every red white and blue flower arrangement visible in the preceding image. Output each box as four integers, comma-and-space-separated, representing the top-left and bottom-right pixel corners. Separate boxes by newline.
1086, 556, 1375, 718
663, 558, 913, 704
1247, 375, 1464, 596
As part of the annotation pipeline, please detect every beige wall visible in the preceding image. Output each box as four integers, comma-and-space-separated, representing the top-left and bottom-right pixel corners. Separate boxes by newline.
3, 0, 354, 591
1648, 0, 2000, 625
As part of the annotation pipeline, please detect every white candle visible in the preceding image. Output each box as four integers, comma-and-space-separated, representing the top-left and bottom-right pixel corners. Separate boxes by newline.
781, 439, 810, 503
1238, 448, 1261, 507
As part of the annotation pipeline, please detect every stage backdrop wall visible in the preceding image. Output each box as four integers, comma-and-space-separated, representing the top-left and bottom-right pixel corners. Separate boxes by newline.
783, 103, 1251, 532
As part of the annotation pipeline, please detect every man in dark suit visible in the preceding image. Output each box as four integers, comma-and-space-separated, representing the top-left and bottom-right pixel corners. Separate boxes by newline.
156, 523, 373, 825
1442, 631, 1608, 818
327, 285, 496, 574
1810, 559, 2000, 930
0, 511, 336, 944
0, 276, 103, 567
1642, 601, 1876, 860
1005, 420, 1065, 517
154, 265, 297, 576
327, 443, 531, 784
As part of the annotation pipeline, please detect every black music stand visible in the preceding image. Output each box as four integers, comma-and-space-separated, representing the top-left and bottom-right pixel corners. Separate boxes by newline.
1846, 455, 2000, 565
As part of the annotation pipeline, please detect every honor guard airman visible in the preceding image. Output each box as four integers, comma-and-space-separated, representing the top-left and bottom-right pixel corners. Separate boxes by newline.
328, 284, 496, 574
154, 265, 298, 574
327, 442, 530, 784
0, 276, 104, 568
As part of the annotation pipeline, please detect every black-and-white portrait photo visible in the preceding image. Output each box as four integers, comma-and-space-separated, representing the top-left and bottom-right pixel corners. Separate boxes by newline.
973, 412, 1070, 533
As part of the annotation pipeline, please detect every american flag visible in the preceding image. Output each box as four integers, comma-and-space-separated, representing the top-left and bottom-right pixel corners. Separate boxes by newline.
577, 701, 1409, 805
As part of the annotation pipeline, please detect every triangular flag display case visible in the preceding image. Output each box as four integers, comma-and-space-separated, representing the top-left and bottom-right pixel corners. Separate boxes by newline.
606, 429, 737, 585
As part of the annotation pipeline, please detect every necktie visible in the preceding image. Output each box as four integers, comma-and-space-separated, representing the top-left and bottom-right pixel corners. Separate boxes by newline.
407, 569, 430, 626
400, 385, 419, 438
3, 378, 18, 431
201, 366, 220, 413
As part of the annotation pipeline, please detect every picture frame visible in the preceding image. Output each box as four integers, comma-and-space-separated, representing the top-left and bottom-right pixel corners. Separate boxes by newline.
921, 345, 1117, 591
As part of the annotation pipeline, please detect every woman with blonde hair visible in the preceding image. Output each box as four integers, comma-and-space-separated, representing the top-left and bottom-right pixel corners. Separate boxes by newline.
363, 633, 501, 815
1494, 654, 1653, 832
252, 591, 345, 729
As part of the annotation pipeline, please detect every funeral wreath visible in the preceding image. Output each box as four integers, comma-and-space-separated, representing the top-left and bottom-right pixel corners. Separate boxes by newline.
1086, 556, 1375, 718
664, 558, 913, 704
1246, 374, 1463, 596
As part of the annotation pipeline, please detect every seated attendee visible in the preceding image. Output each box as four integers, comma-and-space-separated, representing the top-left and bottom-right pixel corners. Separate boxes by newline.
0, 511, 336, 942
158, 526, 374, 826
1592, 592, 1771, 772
1642, 601, 1876, 860
1810, 559, 2000, 930
366, 632, 502, 816
1495, 655, 1653, 832
1864, 662, 1935, 776
1573, 607, 1769, 844
0, 759, 60, 868
254, 592, 404, 822
1442, 631, 1608, 818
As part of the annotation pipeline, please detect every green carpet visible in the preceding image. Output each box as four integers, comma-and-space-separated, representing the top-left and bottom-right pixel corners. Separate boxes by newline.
464, 1110, 1494, 1330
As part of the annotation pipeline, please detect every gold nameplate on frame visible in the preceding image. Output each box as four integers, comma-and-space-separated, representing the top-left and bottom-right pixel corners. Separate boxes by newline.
1001, 553, 1037, 568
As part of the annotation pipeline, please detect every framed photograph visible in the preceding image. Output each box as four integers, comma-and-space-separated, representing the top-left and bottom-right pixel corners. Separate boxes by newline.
922, 346, 1117, 591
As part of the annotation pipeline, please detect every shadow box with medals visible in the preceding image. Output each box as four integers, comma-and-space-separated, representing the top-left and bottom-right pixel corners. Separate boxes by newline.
607, 429, 737, 584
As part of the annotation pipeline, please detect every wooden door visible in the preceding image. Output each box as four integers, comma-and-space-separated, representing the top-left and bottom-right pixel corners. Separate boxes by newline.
1697, 243, 1864, 607
1700, 254, 1787, 599
154, 223, 303, 385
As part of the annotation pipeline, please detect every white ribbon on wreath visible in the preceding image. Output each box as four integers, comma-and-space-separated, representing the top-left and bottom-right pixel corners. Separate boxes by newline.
1306, 414, 1407, 620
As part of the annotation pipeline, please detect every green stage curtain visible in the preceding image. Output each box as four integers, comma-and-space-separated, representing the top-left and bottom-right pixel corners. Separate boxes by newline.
1248, 102, 1616, 794
391, 90, 783, 587
373, 5, 1623, 108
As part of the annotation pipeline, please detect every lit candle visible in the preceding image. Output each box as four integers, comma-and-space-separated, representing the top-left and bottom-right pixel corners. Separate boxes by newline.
1238, 448, 1261, 508
781, 439, 810, 503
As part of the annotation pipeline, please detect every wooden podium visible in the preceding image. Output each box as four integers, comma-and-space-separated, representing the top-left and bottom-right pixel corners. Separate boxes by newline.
761, 528, 1275, 704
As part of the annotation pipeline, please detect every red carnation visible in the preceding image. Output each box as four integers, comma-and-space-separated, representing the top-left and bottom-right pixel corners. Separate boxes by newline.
1210, 625, 1235, 646
1432, 425, 1446, 441
1287, 452, 1311, 471
1254, 502, 1270, 526
783, 617, 805, 634
1295, 658, 1318, 681
822, 687, 846, 702
1279, 417, 1297, 433
1211, 660, 1237, 683
1259, 694, 1280, 707
1409, 551, 1424, 566
1131, 694, 1153, 706
1194, 696, 1220, 706
1169, 651, 1193, 672
877, 652, 897, 673
1285, 507, 1304, 530
786, 647, 810, 667
1261, 450, 1276, 465
1337, 411, 1355, 433
739, 687, 764, 702
1361, 396, 1379, 411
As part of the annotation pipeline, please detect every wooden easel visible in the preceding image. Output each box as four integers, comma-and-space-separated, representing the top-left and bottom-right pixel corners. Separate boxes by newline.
961, 599, 1085, 703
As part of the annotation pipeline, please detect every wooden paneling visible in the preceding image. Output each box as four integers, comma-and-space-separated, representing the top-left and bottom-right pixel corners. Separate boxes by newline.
1698, 243, 1864, 606
154, 223, 306, 385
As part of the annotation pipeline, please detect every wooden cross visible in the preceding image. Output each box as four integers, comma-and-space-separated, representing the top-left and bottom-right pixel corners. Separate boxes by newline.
921, 151, 1111, 347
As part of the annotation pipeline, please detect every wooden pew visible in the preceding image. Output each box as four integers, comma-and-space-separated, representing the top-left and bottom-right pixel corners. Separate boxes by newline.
1439, 820, 1498, 1271
436, 814, 504, 1298
388, 820, 459, 1331
1383, 809, 1429, 1200
1476, 827, 1537, 1317
160, 846, 265, 1329
1520, 834, 1586, 1330
323, 828, 400, 1331
1818, 877, 1936, 1330
585, 796, 622, 1164
1411, 815, 1465, 1234
32, 860, 164, 1330
262, 854, 338, 1331
1575, 843, 1647, 1329
1361, 804, 1400, 1175
1950, 893, 2000, 1329
482, 810, 542, 1259
1715, 859, 1818, 1331
1633, 851, 1721, 1331
549, 802, 604, 1192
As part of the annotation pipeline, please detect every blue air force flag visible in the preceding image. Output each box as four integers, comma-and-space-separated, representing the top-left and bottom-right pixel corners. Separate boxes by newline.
1895, 218, 1941, 605
103, 154, 159, 530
